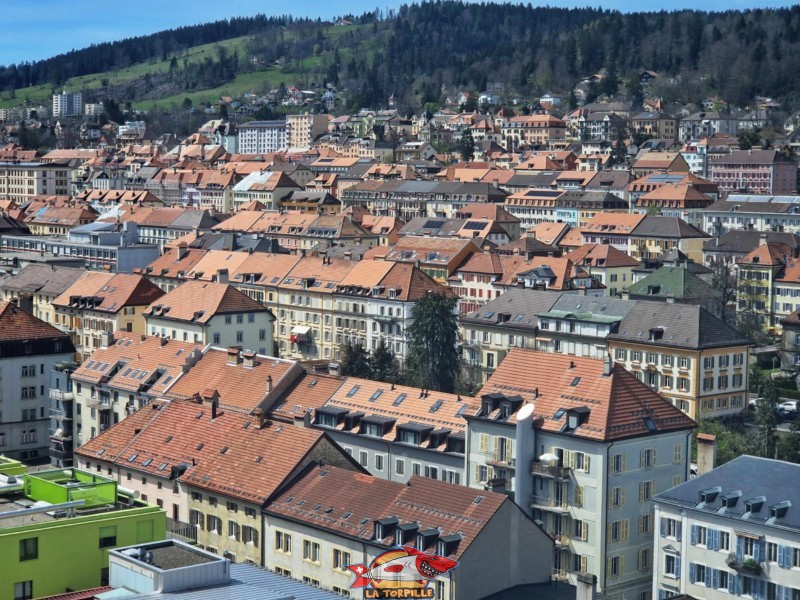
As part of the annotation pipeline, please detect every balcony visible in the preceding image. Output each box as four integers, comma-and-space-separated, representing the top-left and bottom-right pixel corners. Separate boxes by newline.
50, 405, 73, 420
87, 397, 113, 410
726, 554, 762, 575
374, 314, 398, 323
49, 389, 74, 402
531, 495, 570, 513
49, 428, 72, 442
531, 461, 571, 480
553, 534, 570, 547
486, 453, 516, 470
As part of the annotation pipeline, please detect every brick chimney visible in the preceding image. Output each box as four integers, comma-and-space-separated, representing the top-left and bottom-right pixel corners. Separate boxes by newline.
226, 347, 240, 365
241, 350, 256, 368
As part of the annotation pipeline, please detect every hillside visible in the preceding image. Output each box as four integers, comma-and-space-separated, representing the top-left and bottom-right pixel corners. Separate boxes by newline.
3, 2, 800, 113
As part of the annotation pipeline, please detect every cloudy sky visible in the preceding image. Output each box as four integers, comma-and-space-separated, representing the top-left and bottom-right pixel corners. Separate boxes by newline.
1, 0, 796, 66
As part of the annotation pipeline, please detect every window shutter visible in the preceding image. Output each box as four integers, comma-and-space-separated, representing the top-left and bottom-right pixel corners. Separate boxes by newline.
778, 545, 785, 568
689, 562, 696, 583
736, 535, 744, 561
728, 572, 737, 594
580, 555, 587, 572
582, 521, 588, 542
754, 539, 762, 563
640, 449, 645, 468
474, 464, 480, 482
711, 568, 719, 589
660, 517, 666, 537
653, 448, 657, 465
479, 434, 488, 453
622, 520, 629, 540
691, 524, 698, 545
567, 451, 575, 469
619, 555, 624, 575
621, 488, 626, 506
705, 564, 712, 587
606, 558, 611, 576
713, 529, 720, 551
607, 527, 612, 543
676, 522, 681, 542
585, 455, 591, 473
674, 556, 681, 577
621, 454, 627, 471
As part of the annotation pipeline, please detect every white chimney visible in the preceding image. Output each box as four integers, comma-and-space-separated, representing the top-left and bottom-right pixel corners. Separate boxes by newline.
514, 403, 535, 518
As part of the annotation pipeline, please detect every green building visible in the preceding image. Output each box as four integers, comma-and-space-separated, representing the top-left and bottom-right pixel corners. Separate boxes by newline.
0, 455, 27, 478
0, 468, 165, 600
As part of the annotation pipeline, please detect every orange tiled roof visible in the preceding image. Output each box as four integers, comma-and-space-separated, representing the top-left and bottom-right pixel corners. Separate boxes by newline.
166, 347, 300, 413
581, 212, 646, 235
527, 222, 570, 245
567, 243, 640, 268
53, 272, 164, 313
266, 466, 506, 560
145, 280, 270, 324
739, 242, 793, 267
479, 350, 696, 441
0, 301, 72, 342
76, 400, 328, 504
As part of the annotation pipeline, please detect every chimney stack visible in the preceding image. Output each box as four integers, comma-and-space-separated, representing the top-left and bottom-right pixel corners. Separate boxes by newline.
603, 353, 612, 376
696, 433, 717, 476
211, 398, 218, 420
575, 573, 597, 600
266, 375, 273, 392
488, 477, 506, 494
226, 347, 240, 365
242, 350, 256, 368
254, 407, 266, 429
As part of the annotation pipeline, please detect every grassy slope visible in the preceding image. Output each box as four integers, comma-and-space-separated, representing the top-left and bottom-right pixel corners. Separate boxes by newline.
0, 25, 370, 111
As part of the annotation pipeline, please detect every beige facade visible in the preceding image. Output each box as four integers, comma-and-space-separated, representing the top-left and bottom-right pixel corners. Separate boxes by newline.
0, 161, 70, 203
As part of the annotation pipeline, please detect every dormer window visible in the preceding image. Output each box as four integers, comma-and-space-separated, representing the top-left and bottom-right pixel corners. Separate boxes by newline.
744, 496, 766, 514
699, 486, 721, 504
769, 501, 790, 520
500, 403, 511, 419
722, 491, 741, 509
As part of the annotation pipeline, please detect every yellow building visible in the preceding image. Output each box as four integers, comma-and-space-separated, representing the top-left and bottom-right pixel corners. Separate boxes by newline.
0, 264, 85, 325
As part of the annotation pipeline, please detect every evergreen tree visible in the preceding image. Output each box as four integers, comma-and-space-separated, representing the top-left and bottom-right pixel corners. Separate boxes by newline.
754, 377, 779, 458
404, 293, 460, 393
340, 340, 372, 378
371, 339, 400, 383
459, 129, 475, 162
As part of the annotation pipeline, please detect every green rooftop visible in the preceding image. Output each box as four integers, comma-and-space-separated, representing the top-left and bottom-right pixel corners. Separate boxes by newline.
23, 469, 117, 509
0, 456, 26, 478
625, 266, 720, 301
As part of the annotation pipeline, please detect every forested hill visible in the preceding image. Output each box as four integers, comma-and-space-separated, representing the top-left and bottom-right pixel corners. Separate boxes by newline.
4, 1, 800, 111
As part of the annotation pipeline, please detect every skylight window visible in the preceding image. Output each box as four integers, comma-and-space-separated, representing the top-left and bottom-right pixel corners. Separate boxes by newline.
430, 400, 443, 413
570, 377, 581, 387
393, 393, 407, 406
346, 385, 360, 397
643, 417, 657, 432
553, 409, 566, 420
474, 495, 484, 504
143, 458, 153, 467
369, 390, 384, 402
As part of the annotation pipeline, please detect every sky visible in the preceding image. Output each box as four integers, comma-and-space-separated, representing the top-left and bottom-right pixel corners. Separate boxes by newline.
2, 0, 799, 67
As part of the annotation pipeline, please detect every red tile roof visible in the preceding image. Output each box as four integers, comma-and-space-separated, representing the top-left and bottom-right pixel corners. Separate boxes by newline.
76, 400, 328, 504
567, 243, 641, 268
267, 466, 509, 560
145, 281, 270, 324
479, 350, 696, 441
0, 301, 72, 341
53, 272, 165, 314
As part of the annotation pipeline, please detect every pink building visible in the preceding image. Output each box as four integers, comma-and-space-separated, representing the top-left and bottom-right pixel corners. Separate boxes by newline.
710, 149, 797, 195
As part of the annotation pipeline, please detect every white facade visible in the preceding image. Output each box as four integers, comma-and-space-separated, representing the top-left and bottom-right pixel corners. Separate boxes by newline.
1, 350, 74, 461
237, 121, 287, 154
146, 312, 274, 355
52, 91, 83, 118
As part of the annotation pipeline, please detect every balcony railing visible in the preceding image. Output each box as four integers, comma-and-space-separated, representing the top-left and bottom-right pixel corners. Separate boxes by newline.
49, 389, 74, 402
87, 397, 113, 410
531, 495, 570, 513
167, 518, 198, 544
486, 453, 516, 470
531, 461, 571, 480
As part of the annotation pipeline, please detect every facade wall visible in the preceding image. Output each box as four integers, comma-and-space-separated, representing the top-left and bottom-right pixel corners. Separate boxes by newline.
146, 312, 274, 355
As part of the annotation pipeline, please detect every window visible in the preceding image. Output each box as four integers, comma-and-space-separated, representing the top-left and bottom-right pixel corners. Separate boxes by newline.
673, 444, 682, 464
359, 451, 368, 467
719, 570, 729, 590
303, 577, 320, 587
242, 525, 258, 546
333, 549, 352, 570
612, 453, 626, 473
767, 542, 778, 563
396, 459, 405, 475
207, 515, 222, 534
609, 519, 629, 542
640, 448, 655, 468
703, 376, 714, 391
608, 555, 623, 577
704, 356, 715, 369
303, 539, 320, 562
720, 531, 730, 551
743, 536, 756, 558
609, 486, 625, 508
573, 519, 588, 541
692, 563, 707, 585
14, 581, 33, 600
213, 333, 220, 344
574, 485, 584, 508
678, 377, 689, 391
228, 520, 240, 541
639, 480, 655, 502
664, 554, 679, 578
639, 515, 651, 536
679, 356, 690, 369
226, 501, 238, 513
19, 538, 38, 561
236, 331, 243, 343
375, 455, 384, 471
208, 496, 217, 507
638, 548, 650, 571
99, 526, 117, 548
190, 509, 204, 530
275, 531, 292, 553
693, 525, 707, 546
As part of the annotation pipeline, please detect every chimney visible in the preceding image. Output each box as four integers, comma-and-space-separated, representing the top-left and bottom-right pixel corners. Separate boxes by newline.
242, 350, 256, 368
211, 398, 218, 420
217, 268, 229, 284
696, 433, 717, 476
266, 375, 273, 392
514, 403, 535, 518
226, 347, 240, 365
159, 336, 168, 347
575, 572, 598, 600
488, 477, 506, 494
177, 245, 187, 260
603, 353, 612, 376
254, 407, 266, 429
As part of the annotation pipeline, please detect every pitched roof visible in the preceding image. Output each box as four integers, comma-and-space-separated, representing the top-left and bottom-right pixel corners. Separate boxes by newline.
739, 242, 793, 267
703, 230, 800, 254
0, 301, 73, 342
70, 333, 202, 395
53, 272, 165, 313
138, 247, 208, 279
461, 288, 559, 328
145, 281, 270, 324
567, 243, 640, 268
75, 400, 328, 504
479, 350, 696, 441
266, 466, 508, 560
609, 303, 750, 349
625, 266, 718, 301
655, 455, 800, 533
630, 216, 710, 239
527, 222, 570, 246
581, 212, 645, 235
166, 347, 300, 413
0, 264, 85, 297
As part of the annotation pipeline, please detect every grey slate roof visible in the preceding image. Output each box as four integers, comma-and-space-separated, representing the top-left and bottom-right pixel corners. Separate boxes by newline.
631, 216, 710, 239
703, 230, 800, 254
609, 303, 750, 349
0, 264, 85, 296
122, 562, 342, 599
544, 294, 637, 323
706, 199, 800, 214
654, 455, 800, 533
461, 288, 558, 329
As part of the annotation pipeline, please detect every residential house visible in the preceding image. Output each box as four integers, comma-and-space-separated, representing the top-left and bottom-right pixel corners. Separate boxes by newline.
383, 236, 480, 282
264, 464, 553, 599
737, 240, 794, 330
628, 216, 711, 263
581, 213, 647, 254
0, 302, 74, 461
466, 350, 696, 597
231, 170, 302, 212
703, 196, 800, 236
0, 264, 85, 325
25, 205, 98, 236
53, 272, 165, 360
144, 280, 274, 353
710, 150, 798, 195
607, 303, 751, 420
629, 113, 678, 140
501, 115, 567, 149
68, 332, 202, 452
678, 112, 738, 142
633, 184, 715, 229
703, 230, 800, 267
567, 243, 641, 297
623, 265, 723, 319
653, 455, 800, 600
631, 152, 691, 179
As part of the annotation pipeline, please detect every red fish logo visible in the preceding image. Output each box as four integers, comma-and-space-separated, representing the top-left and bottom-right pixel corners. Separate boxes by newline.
346, 546, 458, 597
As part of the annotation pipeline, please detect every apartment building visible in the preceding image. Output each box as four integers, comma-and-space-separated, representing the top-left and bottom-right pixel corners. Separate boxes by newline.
627, 216, 710, 263
737, 240, 795, 330
500, 114, 567, 148
607, 302, 751, 420
0, 160, 71, 203
711, 150, 798, 195
285, 113, 330, 150
231, 170, 302, 211
0, 302, 75, 461
264, 464, 553, 599
144, 280, 275, 353
53, 272, 165, 360
237, 120, 287, 154
466, 350, 696, 598
566, 243, 641, 297
678, 111, 738, 141
633, 184, 715, 228
52, 90, 83, 117
0, 264, 85, 325
0, 466, 164, 600
25, 205, 98, 236
74, 399, 357, 563
653, 455, 800, 600
68, 333, 202, 451
384, 236, 481, 282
